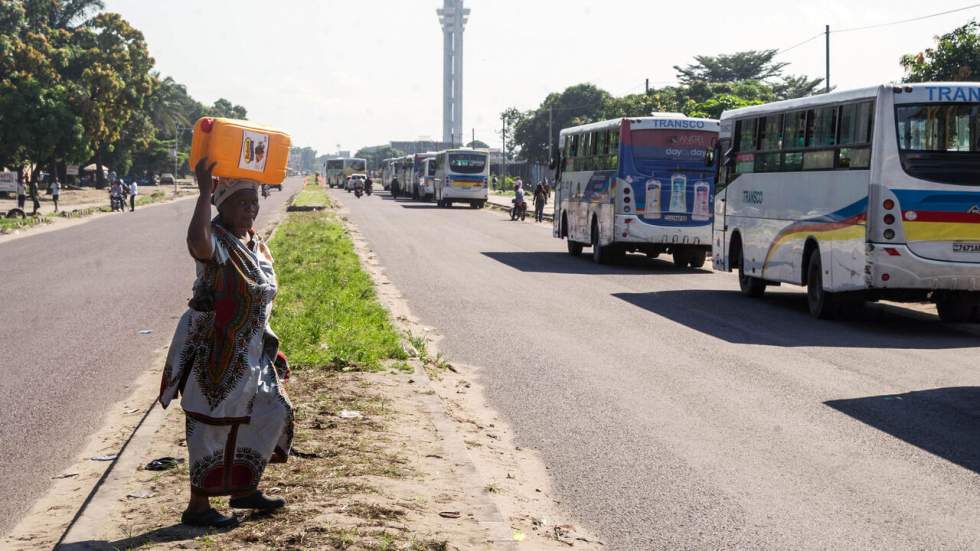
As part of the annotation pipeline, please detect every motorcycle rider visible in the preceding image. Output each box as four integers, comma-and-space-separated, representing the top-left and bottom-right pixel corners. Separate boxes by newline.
390, 176, 400, 198
365, 176, 374, 195
353, 176, 365, 198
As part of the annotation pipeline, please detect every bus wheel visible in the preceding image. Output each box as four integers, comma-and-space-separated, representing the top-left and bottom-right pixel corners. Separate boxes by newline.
469, 202, 479, 209
592, 221, 614, 264
690, 250, 707, 269
806, 252, 837, 320
567, 240, 583, 257
937, 293, 980, 323
736, 243, 766, 298
672, 250, 690, 268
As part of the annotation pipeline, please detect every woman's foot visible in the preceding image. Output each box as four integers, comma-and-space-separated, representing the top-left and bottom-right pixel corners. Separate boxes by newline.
229, 491, 286, 511
180, 507, 238, 528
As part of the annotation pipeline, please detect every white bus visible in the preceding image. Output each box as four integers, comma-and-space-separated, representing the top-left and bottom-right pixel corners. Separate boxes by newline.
418, 157, 437, 201
434, 148, 489, 208
324, 158, 367, 188
713, 83, 980, 321
554, 114, 720, 266
381, 158, 398, 190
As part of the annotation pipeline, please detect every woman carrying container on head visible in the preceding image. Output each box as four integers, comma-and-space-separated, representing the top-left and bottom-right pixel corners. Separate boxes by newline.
158, 157, 294, 528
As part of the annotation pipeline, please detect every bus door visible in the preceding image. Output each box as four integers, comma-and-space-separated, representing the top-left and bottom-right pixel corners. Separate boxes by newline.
714, 140, 733, 270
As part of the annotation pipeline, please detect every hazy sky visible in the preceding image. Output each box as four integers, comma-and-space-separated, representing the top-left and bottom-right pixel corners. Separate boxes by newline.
104, 0, 979, 155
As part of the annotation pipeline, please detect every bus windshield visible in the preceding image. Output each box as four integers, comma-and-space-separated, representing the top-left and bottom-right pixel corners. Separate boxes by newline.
896, 104, 980, 185
631, 130, 716, 173
350, 159, 367, 172
449, 153, 486, 174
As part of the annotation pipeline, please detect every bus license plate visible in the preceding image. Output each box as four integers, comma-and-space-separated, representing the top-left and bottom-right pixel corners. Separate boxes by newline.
953, 242, 980, 253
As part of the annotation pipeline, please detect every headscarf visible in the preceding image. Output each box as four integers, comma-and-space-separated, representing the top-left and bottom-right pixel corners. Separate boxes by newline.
211, 178, 260, 208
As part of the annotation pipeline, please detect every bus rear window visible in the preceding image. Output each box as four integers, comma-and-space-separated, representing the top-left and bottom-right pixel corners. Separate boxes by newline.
896, 104, 980, 185
450, 153, 487, 174
631, 130, 716, 167
350, 160, 367, 172
326, 160, 343, 169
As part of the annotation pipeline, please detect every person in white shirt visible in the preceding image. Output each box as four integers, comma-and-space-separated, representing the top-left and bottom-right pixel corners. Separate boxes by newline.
129, 180, 138, 212
16, 179, 26, 209
49, 179, 60, 212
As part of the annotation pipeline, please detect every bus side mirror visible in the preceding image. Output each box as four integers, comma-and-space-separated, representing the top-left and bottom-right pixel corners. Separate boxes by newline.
723, 147, 736, 168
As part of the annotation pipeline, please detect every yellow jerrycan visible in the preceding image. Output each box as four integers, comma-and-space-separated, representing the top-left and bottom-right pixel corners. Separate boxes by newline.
188, 117, 291, 184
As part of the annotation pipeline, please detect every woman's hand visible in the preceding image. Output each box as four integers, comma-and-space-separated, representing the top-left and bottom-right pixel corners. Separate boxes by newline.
195, 157, 217, 195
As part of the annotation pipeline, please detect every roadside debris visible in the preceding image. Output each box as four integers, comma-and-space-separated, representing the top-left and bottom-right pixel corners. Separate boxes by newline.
338, 409, 363, 419
90, 454, 117, 462
144, 457, 183, 471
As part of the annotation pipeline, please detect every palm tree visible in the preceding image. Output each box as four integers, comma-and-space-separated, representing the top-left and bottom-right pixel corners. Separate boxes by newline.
147, 74, 195, 138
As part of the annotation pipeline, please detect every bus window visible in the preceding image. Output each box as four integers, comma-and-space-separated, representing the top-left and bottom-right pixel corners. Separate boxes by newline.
807, 107, 837, 147
840, 102, 874, 146
803, 150, 835, 170
759, 115, 783, 151
782, 111, 806, 149
736, 119, 758, 152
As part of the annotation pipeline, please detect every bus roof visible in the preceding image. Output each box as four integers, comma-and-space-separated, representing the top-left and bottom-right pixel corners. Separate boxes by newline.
721, 85, 885, 120
559, 113, 720, 136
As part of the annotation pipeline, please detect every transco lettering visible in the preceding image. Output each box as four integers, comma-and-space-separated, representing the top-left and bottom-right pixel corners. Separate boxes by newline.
653, 119, 707, 129
926, 86, 980, 102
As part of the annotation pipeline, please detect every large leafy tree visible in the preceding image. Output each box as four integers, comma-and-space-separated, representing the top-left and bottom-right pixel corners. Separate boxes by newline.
354, 145, 403, 171
901, 20, 980, 82
674, 50, 788, 84
69, 12, 154, 185
508, 84, 611, 163
207, 98, 247, 119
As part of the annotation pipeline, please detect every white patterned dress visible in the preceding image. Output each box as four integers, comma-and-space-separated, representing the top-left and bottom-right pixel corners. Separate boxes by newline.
159, 222, 293, 496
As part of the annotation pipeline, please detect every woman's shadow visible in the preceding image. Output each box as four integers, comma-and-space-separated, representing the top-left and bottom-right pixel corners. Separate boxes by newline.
57, 522, 235, 550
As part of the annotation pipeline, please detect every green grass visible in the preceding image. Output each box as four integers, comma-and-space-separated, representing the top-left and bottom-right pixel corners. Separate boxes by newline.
269, 208, 406, 371
291, 184, 331, 208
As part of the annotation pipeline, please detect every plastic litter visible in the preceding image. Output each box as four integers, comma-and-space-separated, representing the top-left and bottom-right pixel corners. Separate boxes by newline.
126, 490, 155, 499
138, 330, 152, 335
512, 529, 526, 542
338, 410, 363, 419
91, 454, 118, 461
145, 457, 184, 471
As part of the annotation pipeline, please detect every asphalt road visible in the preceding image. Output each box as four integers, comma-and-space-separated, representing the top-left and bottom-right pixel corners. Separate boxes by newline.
0, 177, 303, 536
333, 189, 980, 550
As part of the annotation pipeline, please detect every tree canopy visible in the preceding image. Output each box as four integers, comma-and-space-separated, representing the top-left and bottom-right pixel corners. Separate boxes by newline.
0, 0, 253, 182
902, 20, 980, 82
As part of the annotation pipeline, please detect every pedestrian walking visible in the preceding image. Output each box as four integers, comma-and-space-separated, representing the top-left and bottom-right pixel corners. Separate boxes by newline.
30, 180, 40, 214
49, 178, 60, 212
492, 175, 498, 191
533, 180, 548, 223
159, 157, 294, 529
128, 179, 138, 212
16, 177, 26, 210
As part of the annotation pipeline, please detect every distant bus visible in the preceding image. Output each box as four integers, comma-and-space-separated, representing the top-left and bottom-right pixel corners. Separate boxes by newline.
554, 114, 720, 266
381, 158, 398, 190
324, 158, 367, 188
434, 148, 489, 208
394, 153, 436, 201
713, 83, 980, 321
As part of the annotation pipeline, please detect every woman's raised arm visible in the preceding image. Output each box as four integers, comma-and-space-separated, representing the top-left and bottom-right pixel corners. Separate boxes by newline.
187, 158, 217, 261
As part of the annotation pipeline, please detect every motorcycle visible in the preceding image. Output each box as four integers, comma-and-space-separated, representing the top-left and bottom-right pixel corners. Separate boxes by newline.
510, 198, 527, 221
354, 182, 364, 199
365, 181, 373, 196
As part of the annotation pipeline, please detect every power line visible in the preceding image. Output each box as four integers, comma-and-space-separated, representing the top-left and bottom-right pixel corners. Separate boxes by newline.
777, 33, 823, 55
834, 2, 980, 33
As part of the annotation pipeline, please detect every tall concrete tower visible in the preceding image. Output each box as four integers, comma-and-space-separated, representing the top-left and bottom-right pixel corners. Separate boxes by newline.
437, 0, 469, 145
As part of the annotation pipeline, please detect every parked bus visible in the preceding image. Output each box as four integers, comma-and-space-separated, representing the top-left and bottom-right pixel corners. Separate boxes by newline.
381, 158, 398, 190
418, 157, 437, 201
434, 148, 489, 208
554, 114, 719, 266
324, 158, 367, 188
394, 153, 436, 201
713, 83, 980, 322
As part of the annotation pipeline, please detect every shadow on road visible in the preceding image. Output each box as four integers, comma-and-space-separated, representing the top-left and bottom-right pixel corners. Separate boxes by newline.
613, 290, 977, 349
482, 251, 711, 276
398, 204, 442, 209
826, 387, 980, 474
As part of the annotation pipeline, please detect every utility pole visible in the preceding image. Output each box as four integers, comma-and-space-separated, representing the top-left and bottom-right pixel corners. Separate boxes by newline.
825, 25, 831, 93
501, 116, 506, 182
548, 106, 554, 161
174, 124, 180, 193
645, 78, 650, 94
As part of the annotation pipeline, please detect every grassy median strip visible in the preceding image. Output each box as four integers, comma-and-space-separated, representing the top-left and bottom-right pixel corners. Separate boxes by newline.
269, 185, 406, 371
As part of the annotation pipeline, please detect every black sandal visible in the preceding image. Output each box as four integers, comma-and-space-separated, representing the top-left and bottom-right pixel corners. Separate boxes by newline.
180, 507, 238, 528
229, 491, 286, 511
